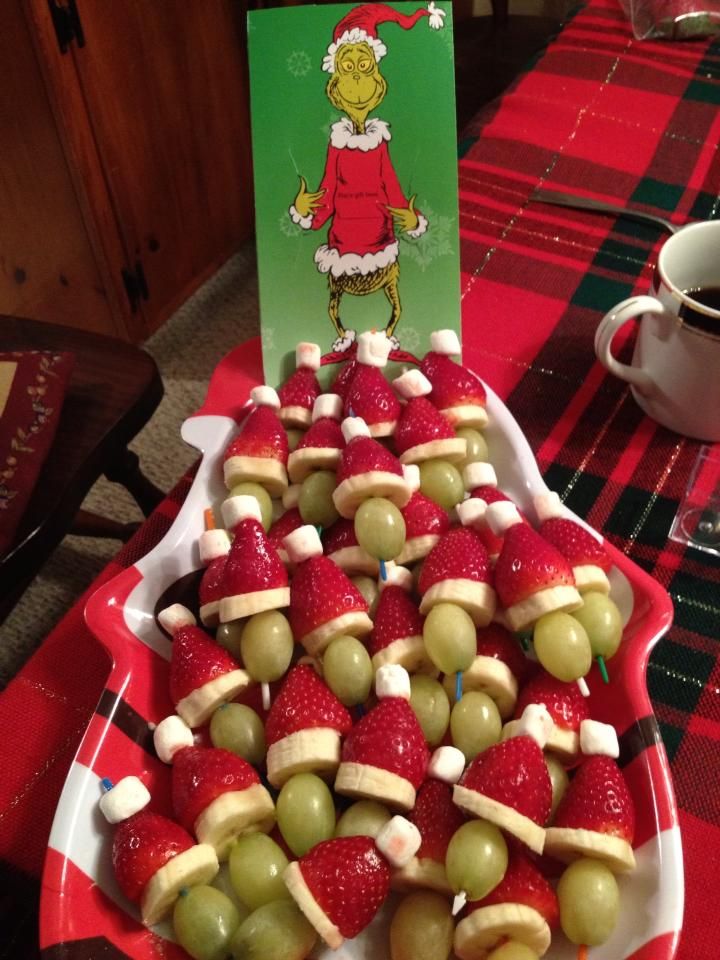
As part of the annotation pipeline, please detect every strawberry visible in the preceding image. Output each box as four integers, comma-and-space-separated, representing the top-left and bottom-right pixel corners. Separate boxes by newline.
340, 697, 429, 788
401, 491, 450, 540
330, 357, 358, 401
112, 810, 195, 903
514, 672, 590, 732
223, 405, 288, 464
468, 485, 524, 555
552, 755, 635, 841
294, 835, 391, 939
265, 664, 352, 746
418, 527, 492, 594
169, 624, 242, 706
494, 522, 575, 608
171, 746, 262, 834
467, 850, 559, 928
538, 516, 612, 571
295, 416, 345, 453
369, 586, 424, 656
458, 735, 552, 827
278, 365, 321, 414
393, 396, 456, 457
322, 518, 377, 575
344, 364, 400, 433
267, 507, 303, 557
475, 622, 532, 686
288, 555, 371, 652
322, 517, 360, 554
222, 518, 289, 596
411, 780, 466, 863
336, 435, 404, 485
420, 351, 487, 411
198, 556, 227, 610
334, 435, 409, 519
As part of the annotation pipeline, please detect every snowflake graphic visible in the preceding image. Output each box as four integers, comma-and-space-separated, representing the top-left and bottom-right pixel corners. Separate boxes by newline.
401, 206, 455, 272
287, 50, 312, 78
262, 327, 275, 352
396, 325, 421, 353
279, 212, 303, 238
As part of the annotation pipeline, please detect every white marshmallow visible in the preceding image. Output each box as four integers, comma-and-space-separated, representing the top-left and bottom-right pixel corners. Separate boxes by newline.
296, 342, 321, 371
341, 416, 371, 442
428, 745, 466, 784
485, 500, 523, 535
357, 330, 393, 367
222, 495, 263, 530
375, 815, 422, 868
282, 485, 301, 509
99, 775, 151, 824
457, 498, 487, 529
402, 463, 421, 493
379, 562, 413, 592
430, 329, 461, 356
158, 603, 196, 636
199, 528, 232, 564
534, 491, 564, 522
153, 715, 194, 764
250, 385, 281, 409
516, 703, 555, 749
580, 719, 620, 758
393, 369, 432, 399
312, 393, 343, 422
375, 663, 411, 700
284, 524, 323, 563
463, 461, 497, 490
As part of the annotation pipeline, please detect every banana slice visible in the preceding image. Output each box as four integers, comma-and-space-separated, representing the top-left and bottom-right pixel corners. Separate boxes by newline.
573, 564, 611, 594
504, 584, 582, 633
223, 456, 288, 496
300, 610, 374, 658
392, 856, 452, 896
444, 655, 518, 719
439, 404, 489, 430
141, 843, 219, 926
333, 471, 410, 519
175, 669, 250, 729
335, 761, 416, 812
267, 727, 342, 788
219, 587, 290, 623
398, 437, 467, 465
368, 420, 396, 438
420, 579, 496, 627
279, 405, 312, 429
326, 545, 379, 577
453, 785, 545, 854
288, 447, 341, 484
372, 635, 438, 677
284, 860, 343, 949
199, 600, 221, 628
543, 826, 636, 873
454, 903, 551, 959
395, 534, 441, 566
194, 784, 275, 860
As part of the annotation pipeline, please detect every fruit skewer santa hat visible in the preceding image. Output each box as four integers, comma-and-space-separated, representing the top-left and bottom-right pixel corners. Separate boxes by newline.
277, 342, 322, 429
287, 392, 345, 484
222, 386, 289, 496
343, 331, 401, 437
420, 328, 489, 429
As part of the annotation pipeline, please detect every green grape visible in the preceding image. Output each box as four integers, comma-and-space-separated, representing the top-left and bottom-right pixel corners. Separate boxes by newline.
210, 865, 251, 921
276, 773, 336, 857
173, 885, 242, 960
351, 575, 380, 618
216, 620, 245, 659
533, 611, 592, 682
210, 703, 266, 767
418, 460, 464, 511
445, 820, 508, 900
335, 800, 392, 838
455, 427, 489, 469
389, 891, 454, 960
228, 833, 290, 910
409, 675, 450, 746
557, 858, 620, 946
229, 482, 273, 532
354, 497, 406, 561
423, 602, 476, 675
450, 692, 502, 761
322, 635, 373, 706
286, 428, 304, 452
486, 943, 540, 960
545, 755, 570, 819
298, 470, 339, 528
572, 591, 623, 660
230, 899, 316, 960
240, 610, 294, 682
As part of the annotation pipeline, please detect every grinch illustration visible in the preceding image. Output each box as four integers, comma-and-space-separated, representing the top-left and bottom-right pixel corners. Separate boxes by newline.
289, 2, 445, 354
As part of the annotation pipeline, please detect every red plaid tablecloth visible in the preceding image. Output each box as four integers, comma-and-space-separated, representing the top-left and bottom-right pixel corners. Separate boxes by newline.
0, 0, 718, 955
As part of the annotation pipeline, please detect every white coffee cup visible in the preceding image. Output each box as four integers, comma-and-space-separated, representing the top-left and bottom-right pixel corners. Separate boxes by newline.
594, 220, 720, 441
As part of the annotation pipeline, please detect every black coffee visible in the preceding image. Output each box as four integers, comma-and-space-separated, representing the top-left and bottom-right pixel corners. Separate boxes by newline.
680, 286, 720, 335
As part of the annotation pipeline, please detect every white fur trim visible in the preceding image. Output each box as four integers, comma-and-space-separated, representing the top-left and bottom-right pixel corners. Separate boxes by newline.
375, 664, 412, 700
402, 463, 420, 493
199, 529, 231, 564
99, 776, 151, 824
428, 745, 466, 784
222, 495, 263, 529
330, 117, 391, 152
333, 330, 357, 353
457, 498, 487, 528
313, 393, 343, 422
534, 491, 564, 522
284, 525, 323, 564
289, 205, 312, 230
463, 462, 497, 490
407, 213, 428, 239
153, 715, 195, 764
393, 369, 431, 399
430, 329, 461, 355
428, 1, 446, 29
250, 385, 280, 409
158, 604, 196, 636
375, 816, 421, 868
315, 241, 399, 279
342, 416, 371, 442
296, 342, 321, 371
485, 500, 523, 535
580, 719, 620, 758
358, 330, 393, 367
323, 33, 387, 74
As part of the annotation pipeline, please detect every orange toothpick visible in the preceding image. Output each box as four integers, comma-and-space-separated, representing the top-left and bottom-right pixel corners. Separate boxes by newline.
577, 946, 589, 960
204, 508, 216, 531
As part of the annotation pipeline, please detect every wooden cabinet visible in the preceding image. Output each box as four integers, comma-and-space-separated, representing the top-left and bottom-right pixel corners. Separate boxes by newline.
0, 0, 253, 341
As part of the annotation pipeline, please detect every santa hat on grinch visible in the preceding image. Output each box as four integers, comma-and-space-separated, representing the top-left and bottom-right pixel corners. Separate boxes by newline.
323, 2, 446, 74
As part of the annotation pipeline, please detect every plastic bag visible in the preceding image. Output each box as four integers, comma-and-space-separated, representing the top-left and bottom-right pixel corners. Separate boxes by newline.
618, 0, 720, 38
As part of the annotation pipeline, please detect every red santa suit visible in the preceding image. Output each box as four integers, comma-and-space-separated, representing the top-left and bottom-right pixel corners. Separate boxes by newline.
291, 117, 427, 279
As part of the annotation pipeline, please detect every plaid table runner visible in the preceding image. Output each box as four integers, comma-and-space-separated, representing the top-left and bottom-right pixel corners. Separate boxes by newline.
0, 0, 718, 956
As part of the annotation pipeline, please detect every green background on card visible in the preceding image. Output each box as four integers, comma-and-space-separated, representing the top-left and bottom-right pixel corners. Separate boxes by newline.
247, 1, 460, 389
